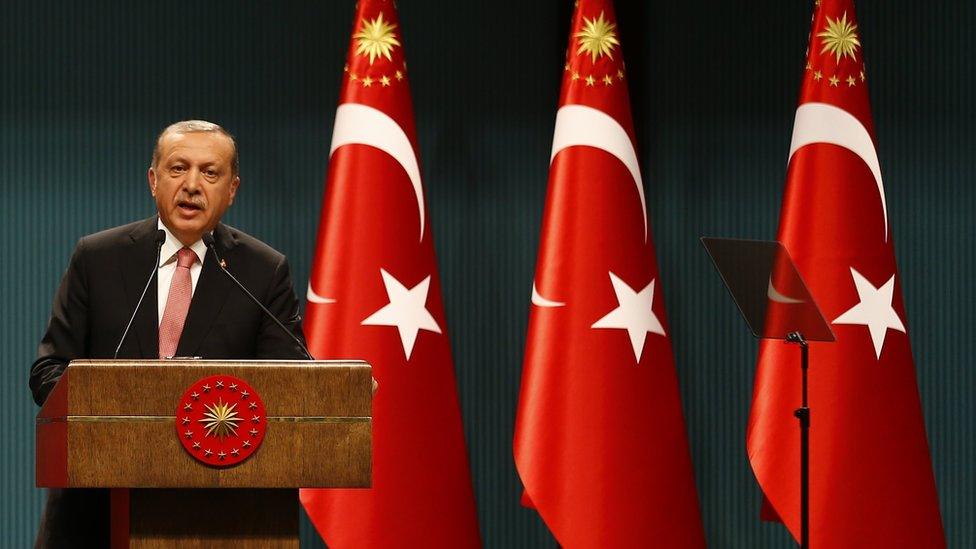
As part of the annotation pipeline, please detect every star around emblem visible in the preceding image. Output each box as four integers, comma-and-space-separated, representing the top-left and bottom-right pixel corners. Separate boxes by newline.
591, 272, 666, 363
175, 375, 267, 467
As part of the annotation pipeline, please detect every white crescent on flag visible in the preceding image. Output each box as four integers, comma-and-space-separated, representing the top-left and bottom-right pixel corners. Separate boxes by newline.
550, 104, 647, 242
767, 278, 805, 304
531, 282, 565, 307
789, 102, 889, 241
306, 103, 427, 305
307, 284, 335, 304
330, 102, 426, 242
534, 104, 648, 308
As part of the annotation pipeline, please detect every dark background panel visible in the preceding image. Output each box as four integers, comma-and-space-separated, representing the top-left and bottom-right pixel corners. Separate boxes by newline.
1, 1, 972, 547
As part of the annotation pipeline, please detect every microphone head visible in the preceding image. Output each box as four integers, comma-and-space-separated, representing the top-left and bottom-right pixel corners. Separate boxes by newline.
202, 233, 215, 248
154, 229, 166, 244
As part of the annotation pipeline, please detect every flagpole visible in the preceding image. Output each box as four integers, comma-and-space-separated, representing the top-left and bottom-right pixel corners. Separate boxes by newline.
787, 331, 810, 549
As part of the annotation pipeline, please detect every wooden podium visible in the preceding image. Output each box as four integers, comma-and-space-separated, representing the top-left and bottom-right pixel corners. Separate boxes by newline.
36, 359, 372, 548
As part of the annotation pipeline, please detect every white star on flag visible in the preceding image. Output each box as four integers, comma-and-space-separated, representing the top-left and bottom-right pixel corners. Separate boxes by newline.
832, 267, 906, 359
362, 268, 442, 360
591, 272, 666, 362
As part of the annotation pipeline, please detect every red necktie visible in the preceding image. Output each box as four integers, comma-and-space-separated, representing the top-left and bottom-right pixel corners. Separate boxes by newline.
159, 247, 196, 358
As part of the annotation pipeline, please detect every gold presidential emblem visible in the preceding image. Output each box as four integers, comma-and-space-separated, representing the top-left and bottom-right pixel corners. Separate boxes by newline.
177, 375, 267, 467
199, 399, 242, 438
575, 11, 620, 63
354, 12, 401, 65
817, 12, 860, 63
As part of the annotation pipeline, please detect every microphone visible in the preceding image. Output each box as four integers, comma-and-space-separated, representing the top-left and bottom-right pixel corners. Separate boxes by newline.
202, 233, 314, 360
114, 229, 167, 358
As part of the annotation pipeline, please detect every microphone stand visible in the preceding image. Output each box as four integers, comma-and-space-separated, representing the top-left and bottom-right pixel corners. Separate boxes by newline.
203, 235, 314, 361
114, 230, 166, 358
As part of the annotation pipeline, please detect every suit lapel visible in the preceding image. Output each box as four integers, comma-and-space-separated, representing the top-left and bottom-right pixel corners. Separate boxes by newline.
175, 224, 236, 357
120, 217, 160, 359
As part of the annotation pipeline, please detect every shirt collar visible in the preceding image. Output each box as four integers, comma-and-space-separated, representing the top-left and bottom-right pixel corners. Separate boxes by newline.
157, 218, 208, 267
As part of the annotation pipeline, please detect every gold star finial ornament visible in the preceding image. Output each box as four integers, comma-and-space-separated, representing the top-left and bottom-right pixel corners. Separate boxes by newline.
575, 11, 620, 63
817, 11, 860, 64
353, 12, 401, 65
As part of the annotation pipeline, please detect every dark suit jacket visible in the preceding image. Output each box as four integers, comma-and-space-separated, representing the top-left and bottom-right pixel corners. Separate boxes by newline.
30, 216, 309, 548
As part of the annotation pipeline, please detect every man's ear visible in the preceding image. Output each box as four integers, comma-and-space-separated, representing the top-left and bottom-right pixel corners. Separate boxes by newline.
228, 176, 240, 205
148, 167, 157, 196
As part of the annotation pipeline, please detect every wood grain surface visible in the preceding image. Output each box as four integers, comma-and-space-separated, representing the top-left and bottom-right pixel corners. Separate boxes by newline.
37, 360, 372, 489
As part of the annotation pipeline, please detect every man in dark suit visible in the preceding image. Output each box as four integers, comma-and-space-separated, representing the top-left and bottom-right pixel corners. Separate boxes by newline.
30, 120, 309, 547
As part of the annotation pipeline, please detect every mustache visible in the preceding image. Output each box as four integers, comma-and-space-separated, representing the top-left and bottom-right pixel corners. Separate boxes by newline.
175, 197, 206, 209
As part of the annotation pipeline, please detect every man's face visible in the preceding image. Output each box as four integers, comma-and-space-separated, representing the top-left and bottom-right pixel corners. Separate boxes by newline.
148, 131, 239, 245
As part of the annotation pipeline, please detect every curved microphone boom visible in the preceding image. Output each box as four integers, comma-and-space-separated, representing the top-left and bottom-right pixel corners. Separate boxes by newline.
114, 229, 167, 358
202, 234, 314, 361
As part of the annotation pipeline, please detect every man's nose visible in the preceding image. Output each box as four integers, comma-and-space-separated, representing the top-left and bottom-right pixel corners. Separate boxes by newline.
182, 169, 203, 192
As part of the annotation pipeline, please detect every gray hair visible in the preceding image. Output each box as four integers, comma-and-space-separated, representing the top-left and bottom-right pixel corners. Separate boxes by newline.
151, 120, 239, 176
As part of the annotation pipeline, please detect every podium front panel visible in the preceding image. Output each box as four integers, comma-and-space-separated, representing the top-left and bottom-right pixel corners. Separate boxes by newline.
36, 360, 372, 489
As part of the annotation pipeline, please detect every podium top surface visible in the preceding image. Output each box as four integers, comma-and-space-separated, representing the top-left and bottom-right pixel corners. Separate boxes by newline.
38, 359, 372, 419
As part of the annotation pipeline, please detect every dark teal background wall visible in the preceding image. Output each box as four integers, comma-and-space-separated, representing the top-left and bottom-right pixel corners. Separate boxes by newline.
2, 1, 972, 547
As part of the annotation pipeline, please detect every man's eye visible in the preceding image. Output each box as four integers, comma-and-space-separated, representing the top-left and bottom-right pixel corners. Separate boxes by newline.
205, 170, 217, 177
170, 166, 186, 174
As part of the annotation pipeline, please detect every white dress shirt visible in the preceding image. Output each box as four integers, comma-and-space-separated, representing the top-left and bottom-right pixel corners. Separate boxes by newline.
156, 219, 208, 325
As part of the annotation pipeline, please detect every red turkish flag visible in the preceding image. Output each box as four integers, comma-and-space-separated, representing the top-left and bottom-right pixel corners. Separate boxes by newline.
513, 1, 705, 546
299, 1, 481, 546
747, 0, 945, 546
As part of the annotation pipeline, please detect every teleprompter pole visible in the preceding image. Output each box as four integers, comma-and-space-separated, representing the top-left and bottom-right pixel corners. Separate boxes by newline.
786, 331, 810, 549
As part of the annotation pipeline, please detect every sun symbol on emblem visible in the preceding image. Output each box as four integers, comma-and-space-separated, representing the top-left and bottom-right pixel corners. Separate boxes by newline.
817, 11, 860, 63
575, 11, 620, 63
354, 12, 401, 65
198, 399, 242, 438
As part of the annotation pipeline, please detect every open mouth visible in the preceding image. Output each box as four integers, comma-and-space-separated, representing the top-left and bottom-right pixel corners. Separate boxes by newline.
176, 201, 204, 215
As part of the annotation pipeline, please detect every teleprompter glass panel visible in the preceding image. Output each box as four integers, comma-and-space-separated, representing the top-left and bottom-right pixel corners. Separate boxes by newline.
701, 237, 834, 342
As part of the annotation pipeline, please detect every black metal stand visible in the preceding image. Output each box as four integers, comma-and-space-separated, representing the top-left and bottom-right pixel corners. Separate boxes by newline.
786, 331, 809, 549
